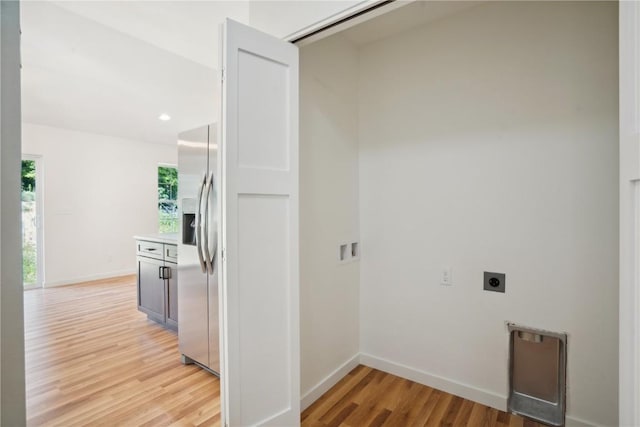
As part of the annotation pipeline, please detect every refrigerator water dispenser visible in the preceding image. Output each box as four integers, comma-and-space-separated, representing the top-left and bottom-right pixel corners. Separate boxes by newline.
182, 198, 197, 246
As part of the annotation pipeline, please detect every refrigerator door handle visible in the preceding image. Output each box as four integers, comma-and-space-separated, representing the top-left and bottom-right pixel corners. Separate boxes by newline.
207, 172, 217, 275
195, 173, 207, 273
203, 172, 216, 275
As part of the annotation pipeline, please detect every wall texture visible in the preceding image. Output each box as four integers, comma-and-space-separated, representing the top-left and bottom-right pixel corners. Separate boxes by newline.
22, 123, 177, 286
357, 2, 618, 425
300, 35, 360, 402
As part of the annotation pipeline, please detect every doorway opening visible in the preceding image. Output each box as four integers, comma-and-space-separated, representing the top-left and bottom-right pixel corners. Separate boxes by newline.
21, 155, 43, 289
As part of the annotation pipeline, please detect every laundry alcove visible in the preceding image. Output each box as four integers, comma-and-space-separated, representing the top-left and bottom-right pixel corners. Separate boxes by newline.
297, 2, 618, 425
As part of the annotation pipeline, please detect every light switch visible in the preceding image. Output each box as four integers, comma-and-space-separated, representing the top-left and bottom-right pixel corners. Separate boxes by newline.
441, 267, 452, 286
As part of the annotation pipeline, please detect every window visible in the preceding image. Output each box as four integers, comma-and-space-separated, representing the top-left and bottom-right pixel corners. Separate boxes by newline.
22, 159, 38, 286
158, 166, 178, 233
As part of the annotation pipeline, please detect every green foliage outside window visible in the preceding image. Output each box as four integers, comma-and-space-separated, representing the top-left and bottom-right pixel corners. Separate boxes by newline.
22, 160, 36, 191
158, 166, 178, 233
22, 160, 37, 285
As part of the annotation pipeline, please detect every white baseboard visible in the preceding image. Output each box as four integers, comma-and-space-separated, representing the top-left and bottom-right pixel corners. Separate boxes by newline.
359, 353, 595, 427
564, 416, 595, 427
359, 353, 507, 411
301, 353, 361, 411
44, 270, 135, 288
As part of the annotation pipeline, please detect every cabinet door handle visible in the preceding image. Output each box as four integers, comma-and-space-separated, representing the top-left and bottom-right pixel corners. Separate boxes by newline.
158, 266, 171, 280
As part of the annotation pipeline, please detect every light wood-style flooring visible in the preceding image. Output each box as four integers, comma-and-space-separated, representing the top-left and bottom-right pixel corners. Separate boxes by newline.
26, 276, 541, 427
24, 276, 220, 426
301, 366, 542, 427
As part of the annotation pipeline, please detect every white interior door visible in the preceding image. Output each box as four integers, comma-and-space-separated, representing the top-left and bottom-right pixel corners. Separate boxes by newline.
220, 18, 299, 427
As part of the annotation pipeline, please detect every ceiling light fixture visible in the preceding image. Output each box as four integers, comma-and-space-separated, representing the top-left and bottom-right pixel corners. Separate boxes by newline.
158, 113, 171, 121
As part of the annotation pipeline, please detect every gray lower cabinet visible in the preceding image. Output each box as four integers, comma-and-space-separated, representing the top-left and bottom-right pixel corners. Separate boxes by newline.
136, 239, 178, 331
166, 261, 178, 330
137, 256, 166, 323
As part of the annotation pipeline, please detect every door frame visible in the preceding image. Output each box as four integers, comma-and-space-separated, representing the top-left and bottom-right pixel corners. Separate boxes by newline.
1, 0, 27, 424
619, 2, 640, 424
22, 154, 44, 289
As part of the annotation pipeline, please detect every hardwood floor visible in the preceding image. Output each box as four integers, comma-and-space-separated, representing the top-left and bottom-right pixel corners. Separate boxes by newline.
24, 276, 220, 426
26, 277, 541, 427
301, 366, 543, 427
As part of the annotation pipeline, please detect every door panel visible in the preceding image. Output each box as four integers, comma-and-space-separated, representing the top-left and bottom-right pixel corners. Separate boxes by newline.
137, 257, 166, 322
166, 262, 178, 329
237, 195, 292, 421
222, 18, 299, 427
207, 123, 221, 373
208, 263, 220, 373
178, 126, 210, 367
237, 51, 289, 170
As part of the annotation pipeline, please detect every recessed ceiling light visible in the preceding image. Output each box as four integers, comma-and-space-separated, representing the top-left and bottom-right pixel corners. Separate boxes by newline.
158, 113, 171, 121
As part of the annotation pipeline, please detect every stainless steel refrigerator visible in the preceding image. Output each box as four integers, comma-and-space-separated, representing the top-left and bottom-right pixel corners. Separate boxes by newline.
177, 124, 219, 375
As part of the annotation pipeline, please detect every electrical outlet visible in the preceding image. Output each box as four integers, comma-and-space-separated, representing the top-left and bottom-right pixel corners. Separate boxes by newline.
484, 271, 506, 293
441, 267, 452, 286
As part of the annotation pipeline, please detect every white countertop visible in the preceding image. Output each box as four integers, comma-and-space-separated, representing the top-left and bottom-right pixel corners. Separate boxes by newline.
134, 233, 178, 245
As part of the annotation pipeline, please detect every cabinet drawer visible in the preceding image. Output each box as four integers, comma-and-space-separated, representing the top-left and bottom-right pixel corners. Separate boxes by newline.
136, 240, 164, 260
165, 244, 178, 262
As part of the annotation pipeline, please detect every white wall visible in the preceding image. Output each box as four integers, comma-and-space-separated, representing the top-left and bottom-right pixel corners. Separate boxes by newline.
22, 123, 177, 286
299, 35, 360, 402
356, 2, 618, 425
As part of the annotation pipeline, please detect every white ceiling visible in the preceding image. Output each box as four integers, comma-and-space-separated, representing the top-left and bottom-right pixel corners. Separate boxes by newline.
50, 1, 249, 70
20, 1, 475, 146
20, 1, 249, 146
